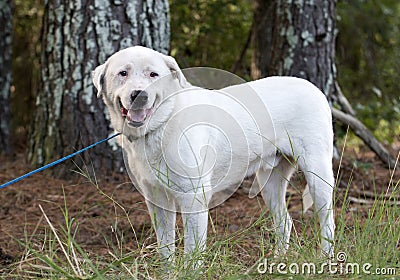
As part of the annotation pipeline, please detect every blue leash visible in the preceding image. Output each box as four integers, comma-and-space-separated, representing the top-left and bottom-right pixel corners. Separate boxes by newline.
0, 132, 121, 189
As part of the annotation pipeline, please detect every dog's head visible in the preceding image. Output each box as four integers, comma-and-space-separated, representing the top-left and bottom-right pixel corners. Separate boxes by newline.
92, 46, 189, 137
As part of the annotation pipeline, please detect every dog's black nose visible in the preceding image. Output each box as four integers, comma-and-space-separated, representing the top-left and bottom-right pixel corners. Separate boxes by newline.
131, 90, 148, 108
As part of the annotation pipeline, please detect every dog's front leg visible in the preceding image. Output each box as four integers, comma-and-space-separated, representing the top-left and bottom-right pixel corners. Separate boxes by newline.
145, 200, 176, 262
182, 210, 208, 266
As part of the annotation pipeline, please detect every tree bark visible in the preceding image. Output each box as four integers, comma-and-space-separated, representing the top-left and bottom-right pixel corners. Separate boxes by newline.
0, 0, 13, 156
28, 0, 170, 176
250, 0, 273, 80
251, 0, 396, 167
252, 0, 337, 101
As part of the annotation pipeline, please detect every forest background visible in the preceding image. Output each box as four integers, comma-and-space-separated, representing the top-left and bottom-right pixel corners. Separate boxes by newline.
0, 0, 399, 278
9, 0, 400, 149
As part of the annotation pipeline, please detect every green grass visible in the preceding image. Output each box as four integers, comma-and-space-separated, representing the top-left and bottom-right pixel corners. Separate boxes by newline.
2, 155, 399, 279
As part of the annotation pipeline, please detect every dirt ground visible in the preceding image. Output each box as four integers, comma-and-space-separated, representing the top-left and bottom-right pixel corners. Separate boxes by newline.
0, 143, 399, 270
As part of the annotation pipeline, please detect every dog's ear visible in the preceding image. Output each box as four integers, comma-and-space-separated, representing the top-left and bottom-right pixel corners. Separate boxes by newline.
163, 55, 190, 88
92, 63, 106, 97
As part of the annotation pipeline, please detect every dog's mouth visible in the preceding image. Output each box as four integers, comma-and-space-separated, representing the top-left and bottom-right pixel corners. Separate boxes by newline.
119, 98, 155, 127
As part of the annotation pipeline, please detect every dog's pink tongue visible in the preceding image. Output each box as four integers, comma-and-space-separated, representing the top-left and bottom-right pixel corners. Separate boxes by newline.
127, 109, 146, 123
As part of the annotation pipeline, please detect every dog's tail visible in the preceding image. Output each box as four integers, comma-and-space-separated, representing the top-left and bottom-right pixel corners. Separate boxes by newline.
302, 184, 314, 213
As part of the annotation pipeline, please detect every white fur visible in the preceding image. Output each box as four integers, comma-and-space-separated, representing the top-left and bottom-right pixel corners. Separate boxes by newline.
92, 46, 335, 263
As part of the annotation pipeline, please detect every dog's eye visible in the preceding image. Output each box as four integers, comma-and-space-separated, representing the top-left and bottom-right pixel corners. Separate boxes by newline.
150, 72, 159, 78
119, 71, 128, 77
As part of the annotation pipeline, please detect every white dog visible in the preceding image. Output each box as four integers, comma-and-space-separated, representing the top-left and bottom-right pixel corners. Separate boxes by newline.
92, 46, 335, 264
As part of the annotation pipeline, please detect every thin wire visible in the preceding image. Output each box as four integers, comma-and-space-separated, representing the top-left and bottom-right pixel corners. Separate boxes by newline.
0, 132, 121, 189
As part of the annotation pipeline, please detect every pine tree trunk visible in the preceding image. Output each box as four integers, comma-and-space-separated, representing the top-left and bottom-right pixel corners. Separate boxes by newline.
251, 0, 337, 100
0, 0, 13, 156
28, 0, 170, 176
251, 0, 396, 166
250, 0, 273, 80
